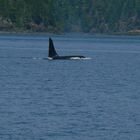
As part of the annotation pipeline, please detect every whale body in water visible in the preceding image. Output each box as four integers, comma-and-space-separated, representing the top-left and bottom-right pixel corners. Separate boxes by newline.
48, 38, 86, 60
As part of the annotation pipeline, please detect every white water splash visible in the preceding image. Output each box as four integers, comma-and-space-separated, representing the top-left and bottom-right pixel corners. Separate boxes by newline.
70, 57, 91, 60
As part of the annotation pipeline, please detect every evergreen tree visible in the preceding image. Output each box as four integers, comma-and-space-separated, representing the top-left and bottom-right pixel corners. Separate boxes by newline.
0, 0, 140, 33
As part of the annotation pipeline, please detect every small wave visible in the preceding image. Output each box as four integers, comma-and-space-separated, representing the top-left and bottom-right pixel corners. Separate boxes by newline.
32, 57, 43, 60
21, 57, 49, 60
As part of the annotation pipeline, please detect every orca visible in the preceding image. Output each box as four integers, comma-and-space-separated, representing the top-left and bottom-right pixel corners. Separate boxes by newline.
48, 38, 86, 60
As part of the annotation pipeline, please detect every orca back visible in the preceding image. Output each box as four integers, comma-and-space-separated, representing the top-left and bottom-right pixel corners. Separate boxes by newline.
48, 38, 58, 58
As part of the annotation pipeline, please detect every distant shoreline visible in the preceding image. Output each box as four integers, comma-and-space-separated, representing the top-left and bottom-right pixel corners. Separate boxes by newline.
0, 30, 140, 36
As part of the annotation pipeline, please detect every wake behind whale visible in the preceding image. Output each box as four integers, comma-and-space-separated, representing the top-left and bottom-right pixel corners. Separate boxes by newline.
21, 37, 90, 61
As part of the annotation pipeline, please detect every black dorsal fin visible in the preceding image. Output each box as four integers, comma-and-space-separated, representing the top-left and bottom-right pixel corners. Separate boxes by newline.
48, 38, 58, 57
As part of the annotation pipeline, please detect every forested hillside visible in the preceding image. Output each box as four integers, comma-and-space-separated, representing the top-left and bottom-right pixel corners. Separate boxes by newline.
0, 0, 140, 33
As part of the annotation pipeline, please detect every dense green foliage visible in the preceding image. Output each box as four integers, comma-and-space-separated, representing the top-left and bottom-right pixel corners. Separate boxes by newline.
0, 0, 140, 33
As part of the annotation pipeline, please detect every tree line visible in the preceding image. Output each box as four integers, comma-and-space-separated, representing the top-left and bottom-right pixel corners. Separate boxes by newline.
0, 0, 140, 33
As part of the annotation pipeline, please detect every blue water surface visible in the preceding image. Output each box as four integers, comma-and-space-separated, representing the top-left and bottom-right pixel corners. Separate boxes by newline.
0, 34, 140, 140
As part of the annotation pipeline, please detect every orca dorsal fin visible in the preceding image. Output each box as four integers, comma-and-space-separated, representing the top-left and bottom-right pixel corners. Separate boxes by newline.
48, 38, 59, 58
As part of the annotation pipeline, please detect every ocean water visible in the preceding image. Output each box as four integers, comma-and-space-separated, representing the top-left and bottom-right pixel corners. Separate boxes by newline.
0, 34, 140, 140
